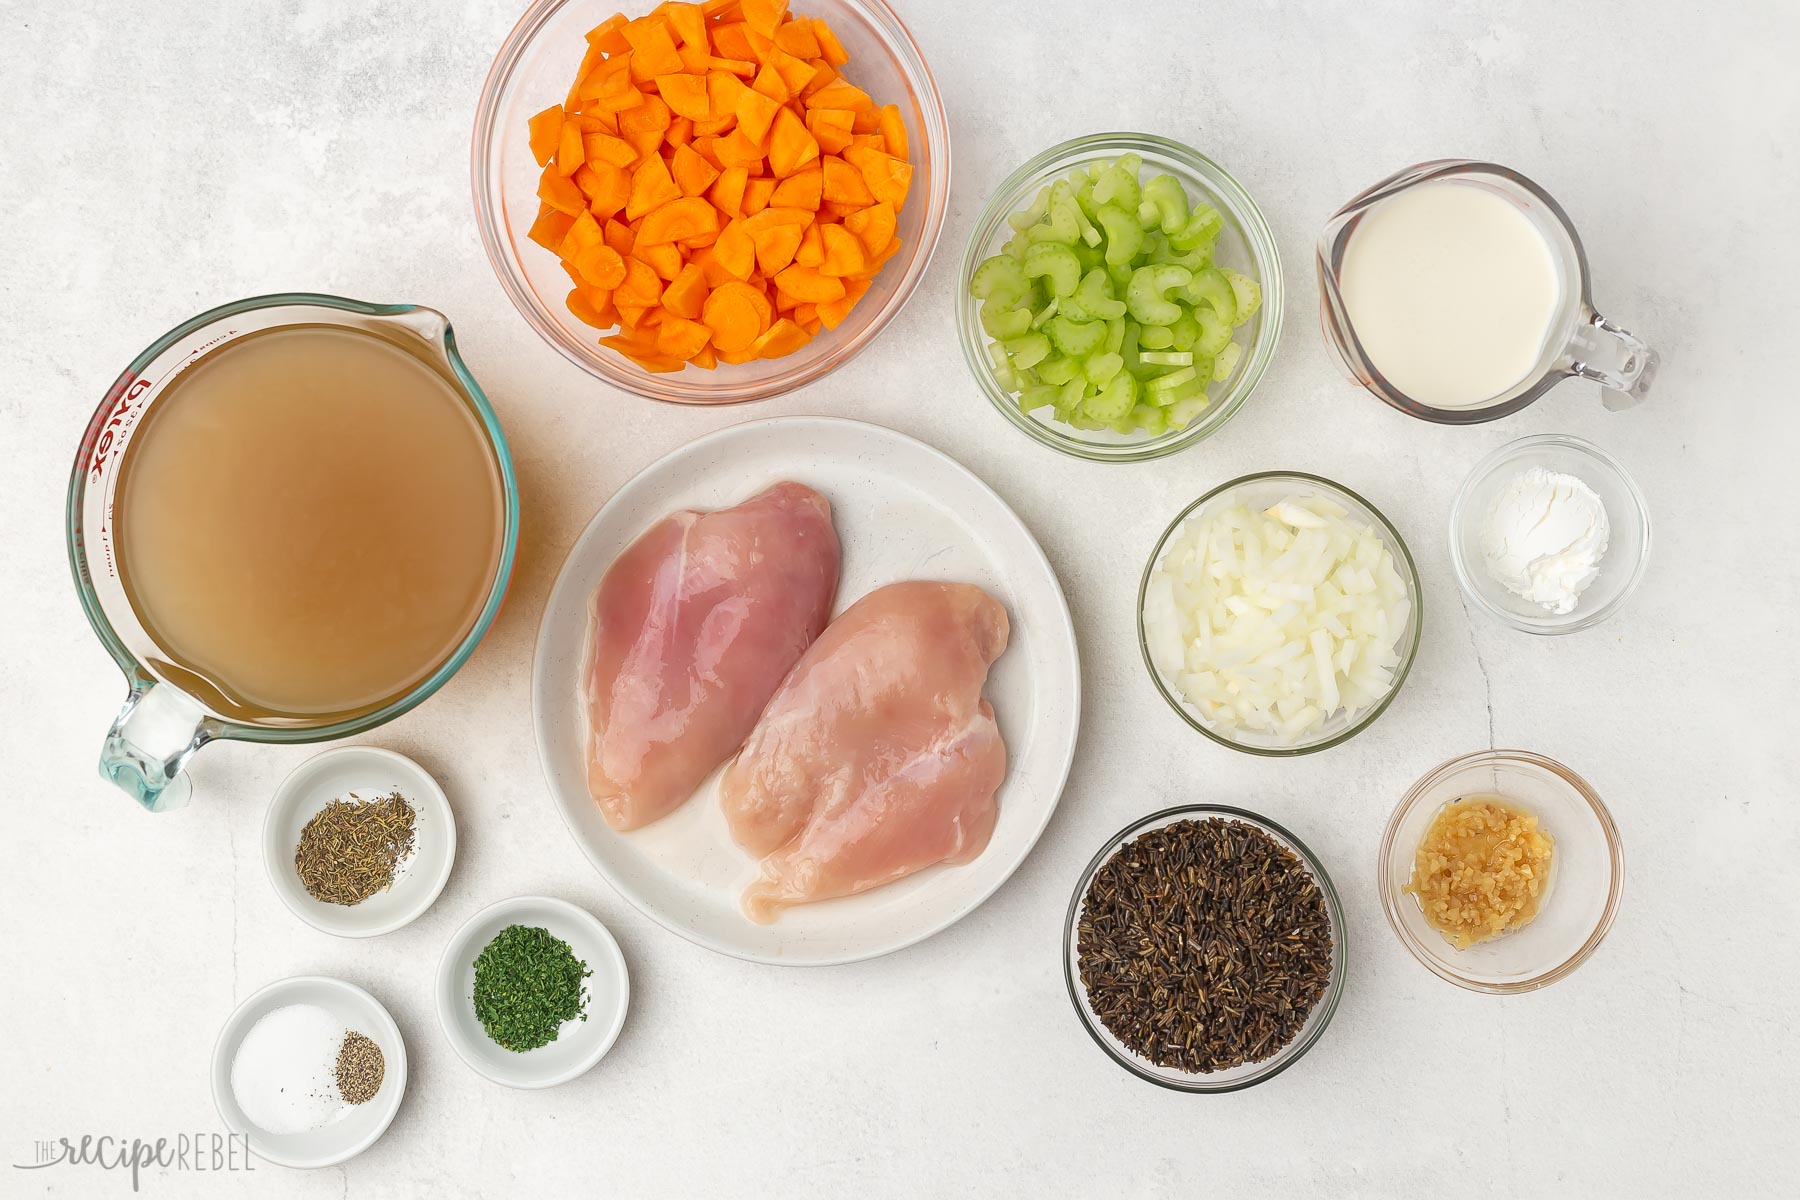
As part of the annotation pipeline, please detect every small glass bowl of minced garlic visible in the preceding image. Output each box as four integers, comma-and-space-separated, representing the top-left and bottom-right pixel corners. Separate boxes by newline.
1379, 749, 1624, 993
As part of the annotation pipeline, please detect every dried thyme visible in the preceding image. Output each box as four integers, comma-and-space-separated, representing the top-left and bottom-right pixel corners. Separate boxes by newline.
1076, 817, 1334, 1073
294, 791, 417, 906
471, 924, 591, 1052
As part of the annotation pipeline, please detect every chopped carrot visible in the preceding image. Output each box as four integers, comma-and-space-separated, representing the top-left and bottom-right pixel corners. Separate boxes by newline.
772, 16, 819, 58
637, 195, 721, 245
806, 108, 855, 154
805, 79, 871, 111
710, 22, 756, 61
713, 220, 756, 279
670, 143, 719, 196
774, 263, 845, 303
708, 165, 749, 218
750, 316, 809, 358
812, 18, 849, 66
656, 315, 714, 358
816, 276, 870, 329
794, 220, 824, 268
877, 104, 908, 161
538, 166, 587, 217
637, 240, 685, 281
662, 2, 708, 47
751, 63, 788, 104
656, 73, 711, 120
575, 162, 632, 218
528, 207, 576, 251
768, 167, 822, 211
767, 107, 819, 177
752, 222, 803, 275
735, 87, 783, 144
615, 255, 665, 308
819, 223, 866, 276
821, 155, 872, 206
529, 106, 565, 166
530, 1, 911, 369
627, 154, 682, 220
770, 49, 816, 96
740, 0, 789, 39
583, 131, 640, 168
703, 280, 771, 352
742, 176, 776, 215
843, 200, 895, 257
662, 262, 710, 318
576, 243, 629, 290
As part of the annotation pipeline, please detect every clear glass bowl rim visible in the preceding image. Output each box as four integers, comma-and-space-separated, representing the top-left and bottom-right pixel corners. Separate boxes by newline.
955, 132, 1284, 462
1061, 803, 1347, 1093
470, 0, 952, 406
64, 291, 521, 745
1136, 470, 1425, 755
1447, 432, 1652, 635
1377, 748, 1625, 994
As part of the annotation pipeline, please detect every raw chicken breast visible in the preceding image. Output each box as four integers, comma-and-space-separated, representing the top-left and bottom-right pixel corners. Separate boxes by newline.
721, 581, 1010, 922
584, 482, 839, 831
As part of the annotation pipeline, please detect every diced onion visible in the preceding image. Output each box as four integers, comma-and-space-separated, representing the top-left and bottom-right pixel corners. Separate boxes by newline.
1144, 492, 1411, 744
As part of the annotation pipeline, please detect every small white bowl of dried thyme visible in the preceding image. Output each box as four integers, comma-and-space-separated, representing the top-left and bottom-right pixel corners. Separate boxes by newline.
263, 746, 456, 938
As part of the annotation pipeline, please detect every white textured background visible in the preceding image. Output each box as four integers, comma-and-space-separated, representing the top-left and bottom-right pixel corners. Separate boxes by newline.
1, 0, 1794, 1196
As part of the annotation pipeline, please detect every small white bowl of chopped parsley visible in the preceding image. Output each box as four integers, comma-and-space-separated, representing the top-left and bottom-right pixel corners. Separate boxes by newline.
434, 895, 630, 1089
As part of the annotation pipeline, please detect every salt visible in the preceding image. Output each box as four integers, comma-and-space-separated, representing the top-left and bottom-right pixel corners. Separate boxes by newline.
229, 1003, 347, 1135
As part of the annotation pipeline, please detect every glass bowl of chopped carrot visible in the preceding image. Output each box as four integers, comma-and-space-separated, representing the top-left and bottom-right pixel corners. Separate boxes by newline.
474, 0, 950, 403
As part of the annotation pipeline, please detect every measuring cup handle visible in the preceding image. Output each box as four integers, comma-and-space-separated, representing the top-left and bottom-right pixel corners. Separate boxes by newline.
99, 679, 211, 811
1568, 309, 1658, 410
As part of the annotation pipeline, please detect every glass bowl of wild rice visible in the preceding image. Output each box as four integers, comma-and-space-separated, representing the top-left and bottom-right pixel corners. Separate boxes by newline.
1062, 805, 1346, 1093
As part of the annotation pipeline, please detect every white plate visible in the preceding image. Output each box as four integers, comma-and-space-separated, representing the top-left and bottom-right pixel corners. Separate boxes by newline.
210, 975, 407, 1169
262, 746, 456, 937
434, 895, 630, 1089
532, 416, 1081, 965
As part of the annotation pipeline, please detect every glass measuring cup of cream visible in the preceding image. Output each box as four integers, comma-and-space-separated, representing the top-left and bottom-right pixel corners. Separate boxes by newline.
1317, 161, 1656, 424
68, 294, 520, 811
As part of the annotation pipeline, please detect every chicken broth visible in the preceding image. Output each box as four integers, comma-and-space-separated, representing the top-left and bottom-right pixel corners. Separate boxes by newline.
114, 324, 504, 723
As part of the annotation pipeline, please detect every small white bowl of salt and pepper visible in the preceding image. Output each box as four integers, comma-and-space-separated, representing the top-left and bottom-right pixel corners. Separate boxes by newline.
262, 745, 456, 937
210, 974, 407, 1169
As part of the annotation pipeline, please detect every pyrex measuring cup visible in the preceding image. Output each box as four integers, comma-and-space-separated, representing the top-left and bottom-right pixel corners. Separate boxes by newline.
68, 294, 520, 812
1317, 160, 1656, 424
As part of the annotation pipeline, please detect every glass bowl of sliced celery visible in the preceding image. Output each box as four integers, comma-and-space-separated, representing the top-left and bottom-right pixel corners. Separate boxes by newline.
957, 134, 1283, 462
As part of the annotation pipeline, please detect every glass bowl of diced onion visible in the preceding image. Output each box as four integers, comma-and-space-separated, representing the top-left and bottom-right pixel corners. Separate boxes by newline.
1137, 472, 1424, 756
956, 133, 1283, 462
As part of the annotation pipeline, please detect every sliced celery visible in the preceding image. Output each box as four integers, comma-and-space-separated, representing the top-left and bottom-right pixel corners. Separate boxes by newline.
1140, 350, 1193, 367
1004, 332, 1052, 369
1126, 264, 1192, 325
1095, 205, 1145, 267
970, 255, 1029, 307
1023, 242, 1082, 298
981, 298, 1033, 340
1213, 340, 1244, 382
1046, 314, 1106, 357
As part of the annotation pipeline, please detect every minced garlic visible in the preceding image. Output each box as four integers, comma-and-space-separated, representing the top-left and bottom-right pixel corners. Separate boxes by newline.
1405, 797, 1554, 949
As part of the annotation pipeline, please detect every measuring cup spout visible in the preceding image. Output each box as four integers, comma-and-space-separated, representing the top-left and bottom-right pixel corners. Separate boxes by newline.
99, 678, 211, 811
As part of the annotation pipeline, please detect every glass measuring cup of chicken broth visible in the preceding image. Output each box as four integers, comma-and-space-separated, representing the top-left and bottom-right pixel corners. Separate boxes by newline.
1317, 161, 1656, 423
69, 294, 519, 811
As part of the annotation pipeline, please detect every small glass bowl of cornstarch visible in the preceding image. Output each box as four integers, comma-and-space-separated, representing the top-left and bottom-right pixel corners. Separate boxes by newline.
1449, 434, 1651, 635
